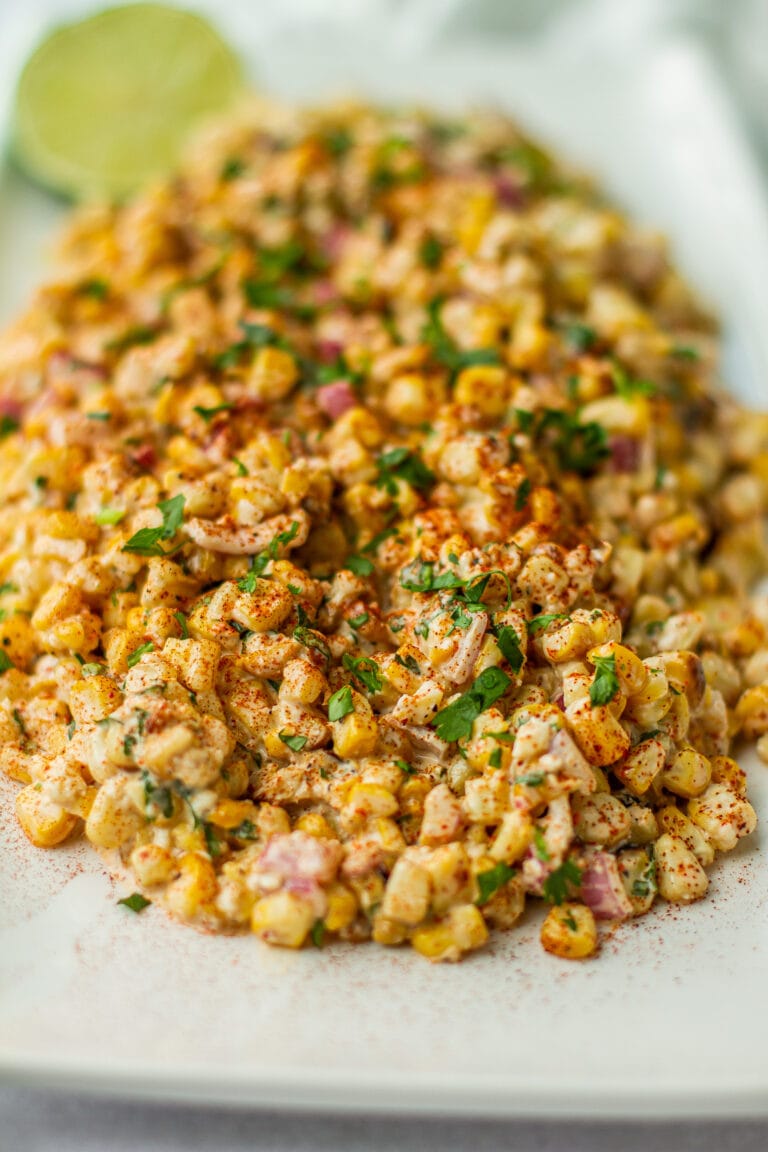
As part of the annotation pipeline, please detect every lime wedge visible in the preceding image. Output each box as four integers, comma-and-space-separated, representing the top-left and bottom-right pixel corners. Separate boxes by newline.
12, 3, 244, 201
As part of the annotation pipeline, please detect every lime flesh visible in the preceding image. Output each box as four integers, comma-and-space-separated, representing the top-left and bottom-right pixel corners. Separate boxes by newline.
12, 3, 244, 201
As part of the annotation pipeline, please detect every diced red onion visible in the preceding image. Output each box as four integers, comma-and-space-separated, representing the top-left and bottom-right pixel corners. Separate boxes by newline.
609, 435, 641, 473
316, 379, 356, 419
580, 851, 633, 920
258, 830, 342, 884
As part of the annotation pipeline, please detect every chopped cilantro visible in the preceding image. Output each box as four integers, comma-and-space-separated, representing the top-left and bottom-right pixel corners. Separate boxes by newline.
232, 457, 249, 476
193, 403, 234, 422
0, 416, 19, 438
86, 411, 111, 421
611, 362, 656, 398
533, 827, 550, 862
475, 861, 515, 906
106, 326, 157, 354
127, 642, 154, 669
515, 477, 531, 511
542, 859, 583, 905
376, 447, 435, 496
342, 653, 383, 694
173, 611, 189, 639
419, 234, 443, 269
496, 625, 524, 674
346, 554, 374, 577
527, 613, 569, 635
396, 758, 415, 776
489, 747, 502, 769
422, 298, 502, 378
94, 507, 125, 526
122, 494, 186, 557
589, 653, 620, 706
279, 730, 308, 752
431, 666, 511, 743
220, 156, 245, 181
0, 649, 16, 673
328, 684, 354, 722
117, 893, 151, 913
311, 919, 326, 947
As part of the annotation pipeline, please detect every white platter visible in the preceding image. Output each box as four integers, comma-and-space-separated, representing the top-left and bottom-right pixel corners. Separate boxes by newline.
1, 26, 768, 1118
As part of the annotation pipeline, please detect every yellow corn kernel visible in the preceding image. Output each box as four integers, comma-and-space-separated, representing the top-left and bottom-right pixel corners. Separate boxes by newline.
654, 833, 709, 902
735, 683, 768, 739
103, 627, 140, 676
372, 915, 409, 946
248, 346, 299, 401
462, 770, 509, 823
162, 636, 220, 693
324, 882, 358, 932
687, 784, 757, 851
710, 755, 747, 797
424, 842, 473, 915
540, 902, 598, 959
0, 615, 37, 668
345, 782, 398, 822
31, 581, 82, 630
543, 620, 595, 663
250, 890, 315, 948
384, 373, 444, 427
663, 747, 711, 799
68, 675, 123, 724
130, 843, 178, 886
411, 904, 489, 962
142, 725, 195, 773
375, 816, 407, 854
256, 803, 291, 839
40, 510, 99, 543
332, 712, 378, 759
565, 697, 631, 767
294, 811, 336, 839
85, 777, 143, 848
16, 784, 78, 847
208, 799, 259, 830
166, 852, 218, 919
453, 365, 509, 418
580, 395, 650, 436
489, 809, 533, 864
2, 746, 32, 784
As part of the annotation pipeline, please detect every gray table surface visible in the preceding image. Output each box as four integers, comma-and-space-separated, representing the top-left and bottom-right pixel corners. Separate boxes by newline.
1, 1088, 767, 1152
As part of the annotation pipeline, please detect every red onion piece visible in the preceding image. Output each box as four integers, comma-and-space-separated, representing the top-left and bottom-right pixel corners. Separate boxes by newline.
580, 851, 633, 920
258, 830, 342, 884
316, 379, 356, 419
609, 434, 641, 473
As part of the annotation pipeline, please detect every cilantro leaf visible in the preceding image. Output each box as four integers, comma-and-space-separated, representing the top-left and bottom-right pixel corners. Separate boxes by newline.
346, 554, 374, 577
279, 730, 308, 752
117, 893, 151, 913
376, 448, 435, 496
173, 611, 189, 639
611, 362, 656, 398
0, 416, 19, 438
475, 862, 515, 906
526, 613, 569, 635
589, 653, 620, 706
122, 494, 186, 556
422, 298, 502, 378
328, 684, 354, 722
193, 403, 234, 422
496, 625, 524, 674
342, 653, 383, 694
0, 650, 16, 673
127, 642, 154, 669
420, 235, 443, 269
542, 859, 583, 905
431, 666, 511, 743
94, 507, 125, 526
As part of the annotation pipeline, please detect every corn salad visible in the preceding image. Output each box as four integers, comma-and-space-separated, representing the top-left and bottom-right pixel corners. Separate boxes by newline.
1, 99, 766, 962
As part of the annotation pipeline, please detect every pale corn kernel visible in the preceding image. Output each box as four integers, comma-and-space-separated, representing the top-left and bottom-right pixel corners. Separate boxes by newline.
295, 811, 336, 839
248, 346, 299, 401
142, 724, 195, 773
250, 890, 316, 948
384, 372, 441, 426
543, 620, 595, 663
85, 776, 144, 848
103, 628, 139, 676
0, 615, 37, 667
279, 658, 327, 705
165, 852, 218, 920
424, 842, 473, 915
130, 843, 178, 886
411, 904, 488, 962
573, 793, 631, 848
489, 809, 533, 864
687, 784, 757, 851
663, 747, 711, 799
162, 637, 220, 692
540, 903, 598, 960
256, 803, 291, 839
462, 770, 509, 824
735, 683, 768, 738
233, 581, 293, 633
68, 675, 123, 724
654, 833, 709, 903
447, 904, 489, 952
380, 857, 431, 926
657, 806, 714, 866
580, 395, 649, 435
589, 642, 647, 695
375, 817, 407, 854
16, 784, 78, 847
614, 738, 665, 797
372, 915, 410, 945
757, 734, 768, 766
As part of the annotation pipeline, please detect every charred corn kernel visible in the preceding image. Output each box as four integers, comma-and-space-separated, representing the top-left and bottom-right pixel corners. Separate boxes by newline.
462, 770, 508, 823
565, 697, 631, 767
380, 857, 431, 926
663, 747, 711, 799
654, 833, 709, 902
295, 811, 336, 839
411, 904, 488, 962
208, 799, 258, 830
250, 890, 315, 948
453, 365, 509, 417
166, 852, 218, 919
540, 902, 598, 959
614, 738, 665, 797
16, 784, 78, 847
657, 805, 714, 867
68, 675, 123, 724
489, 809, 533, 864
333, 712, 378, 759
687, 784, 757, 851
129, 843, 178, 886
247, 345, 299, 401
324, 882, 358, 932
735, 683, 768, 738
